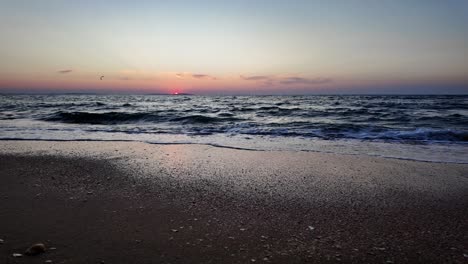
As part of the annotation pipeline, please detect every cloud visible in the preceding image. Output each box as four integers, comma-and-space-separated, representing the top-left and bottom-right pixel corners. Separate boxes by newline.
192, 74, 217, 80
240, 74, 332, 86
240, 75, 271, 81
279, 77, 332, 85
57, 69, 73, 74
175, 72, 217, 80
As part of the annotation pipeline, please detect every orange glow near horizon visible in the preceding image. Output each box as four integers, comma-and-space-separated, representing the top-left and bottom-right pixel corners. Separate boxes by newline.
1, 70, 467, 95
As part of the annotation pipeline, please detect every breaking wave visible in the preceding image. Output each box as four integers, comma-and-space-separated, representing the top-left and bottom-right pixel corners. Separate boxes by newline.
0, 94, 467, 144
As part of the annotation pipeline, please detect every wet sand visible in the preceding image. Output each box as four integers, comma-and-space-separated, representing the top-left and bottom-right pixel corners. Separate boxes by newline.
0, 140, 467, 263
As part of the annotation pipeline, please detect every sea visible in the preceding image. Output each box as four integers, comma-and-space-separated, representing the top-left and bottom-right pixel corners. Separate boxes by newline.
1, 94, 467, 163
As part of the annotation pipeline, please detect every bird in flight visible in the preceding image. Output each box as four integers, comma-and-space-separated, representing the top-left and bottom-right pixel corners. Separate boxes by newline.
100, 75, 104, 80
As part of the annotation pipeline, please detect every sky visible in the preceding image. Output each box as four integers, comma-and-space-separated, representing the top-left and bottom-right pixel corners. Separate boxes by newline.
0, 0, 467, 95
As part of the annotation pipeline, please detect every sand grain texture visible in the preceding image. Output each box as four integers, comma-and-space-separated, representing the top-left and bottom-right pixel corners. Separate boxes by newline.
0, 141, 467, 263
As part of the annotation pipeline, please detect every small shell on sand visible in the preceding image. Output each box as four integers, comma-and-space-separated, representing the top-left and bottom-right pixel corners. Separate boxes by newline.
25, 243, 46, 255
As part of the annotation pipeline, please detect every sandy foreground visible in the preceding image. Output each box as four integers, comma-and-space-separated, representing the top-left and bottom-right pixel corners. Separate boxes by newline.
0, 140, 467, 263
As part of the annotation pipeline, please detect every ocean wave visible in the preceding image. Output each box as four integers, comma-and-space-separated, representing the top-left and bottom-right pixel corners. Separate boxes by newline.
234, 124, 468, 142
169, 115, 242, 124
44, 111, 156, 124
43, 111, 244, 125
372, 128, 468, 142
2, 94, 467, 145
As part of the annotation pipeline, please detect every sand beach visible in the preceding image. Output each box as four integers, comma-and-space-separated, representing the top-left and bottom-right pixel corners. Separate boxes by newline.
0, 140, 467, 263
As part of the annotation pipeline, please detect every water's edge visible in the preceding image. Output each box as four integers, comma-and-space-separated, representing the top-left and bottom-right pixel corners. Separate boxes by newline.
1, 138, 467, 164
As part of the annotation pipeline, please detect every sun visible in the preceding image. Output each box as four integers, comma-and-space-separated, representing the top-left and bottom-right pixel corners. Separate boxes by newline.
168, 84, 182, 95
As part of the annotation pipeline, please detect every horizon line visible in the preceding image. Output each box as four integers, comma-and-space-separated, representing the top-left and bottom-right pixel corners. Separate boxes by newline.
1, 92, 467, 96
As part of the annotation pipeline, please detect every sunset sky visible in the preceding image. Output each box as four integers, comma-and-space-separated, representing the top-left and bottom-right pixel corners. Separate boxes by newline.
1, 0, 467, 94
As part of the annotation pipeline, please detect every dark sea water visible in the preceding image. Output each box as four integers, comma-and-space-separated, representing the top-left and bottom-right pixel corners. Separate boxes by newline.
1, 95, 467, 163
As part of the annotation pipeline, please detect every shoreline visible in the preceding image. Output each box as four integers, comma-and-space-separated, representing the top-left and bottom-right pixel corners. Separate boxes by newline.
1, 140, 467, 263
0, 138, 467, 164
